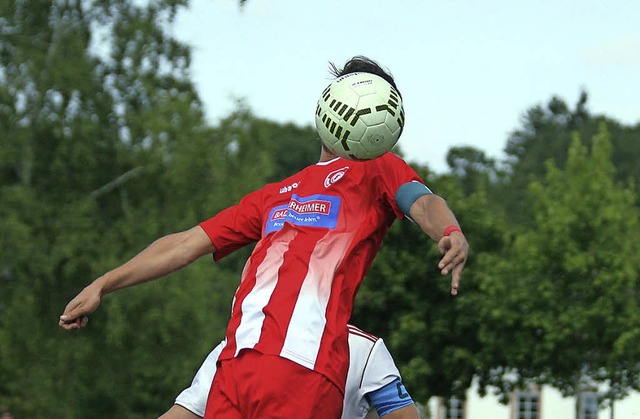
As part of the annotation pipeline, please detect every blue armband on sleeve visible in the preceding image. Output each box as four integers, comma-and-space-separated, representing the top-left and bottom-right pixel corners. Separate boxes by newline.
367, 378, 415, 417
395, 181, 432, 218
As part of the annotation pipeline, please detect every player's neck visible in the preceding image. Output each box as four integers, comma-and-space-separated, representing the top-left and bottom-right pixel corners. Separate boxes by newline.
319, 145, 338, 162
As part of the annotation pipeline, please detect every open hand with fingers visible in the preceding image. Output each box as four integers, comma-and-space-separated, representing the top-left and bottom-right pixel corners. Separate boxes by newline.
437, 230, 468, 296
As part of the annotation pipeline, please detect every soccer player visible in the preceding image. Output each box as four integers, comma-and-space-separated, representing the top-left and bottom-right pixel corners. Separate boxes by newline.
59, 56, 468, 419
159, 325, 420, 419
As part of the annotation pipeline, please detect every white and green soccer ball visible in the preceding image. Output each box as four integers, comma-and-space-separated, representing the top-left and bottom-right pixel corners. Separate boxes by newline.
315, 72, 405, 160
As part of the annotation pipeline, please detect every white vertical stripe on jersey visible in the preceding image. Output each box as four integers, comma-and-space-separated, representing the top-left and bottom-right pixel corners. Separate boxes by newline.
280, 232, 353, 369
233, 233, 293, 355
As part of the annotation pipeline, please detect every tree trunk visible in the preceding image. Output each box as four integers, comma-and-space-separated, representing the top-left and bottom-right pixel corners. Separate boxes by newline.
610, 400, 614, 419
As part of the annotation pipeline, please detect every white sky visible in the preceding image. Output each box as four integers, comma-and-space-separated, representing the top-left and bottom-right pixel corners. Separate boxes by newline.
174, 0, 640, 173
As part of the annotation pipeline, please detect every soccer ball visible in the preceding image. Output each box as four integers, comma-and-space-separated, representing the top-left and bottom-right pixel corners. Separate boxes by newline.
315, 72, 405, 160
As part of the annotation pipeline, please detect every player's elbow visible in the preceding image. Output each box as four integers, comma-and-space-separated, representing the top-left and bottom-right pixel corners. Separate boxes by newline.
171, 227, 216, 266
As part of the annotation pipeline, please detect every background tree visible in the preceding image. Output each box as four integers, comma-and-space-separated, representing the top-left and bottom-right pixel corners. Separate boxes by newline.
445, 145, 505, 199
474, 125, 640, 409
0, 0, 213, 416
503, 92, 640, 225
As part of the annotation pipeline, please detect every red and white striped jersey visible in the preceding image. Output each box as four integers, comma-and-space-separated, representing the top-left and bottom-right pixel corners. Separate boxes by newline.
199, 152, 423, 391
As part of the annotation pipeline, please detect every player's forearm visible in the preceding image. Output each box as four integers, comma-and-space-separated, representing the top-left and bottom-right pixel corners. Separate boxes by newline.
95, 227, 214, 295
409, 194, 461, 240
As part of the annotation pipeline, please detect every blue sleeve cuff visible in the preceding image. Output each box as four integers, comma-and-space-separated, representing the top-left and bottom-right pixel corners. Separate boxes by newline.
367, 378, 415, 417
395, 181, 432, 218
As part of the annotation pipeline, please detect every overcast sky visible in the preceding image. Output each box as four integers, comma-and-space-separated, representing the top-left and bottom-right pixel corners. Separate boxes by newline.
173, 0, 640, 173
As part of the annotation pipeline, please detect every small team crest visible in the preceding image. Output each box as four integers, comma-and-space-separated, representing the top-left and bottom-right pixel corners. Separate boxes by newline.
324, 166, 350, 188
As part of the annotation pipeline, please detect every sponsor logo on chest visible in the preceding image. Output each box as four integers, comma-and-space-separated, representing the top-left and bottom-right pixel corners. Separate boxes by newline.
288, 198, 331, 215
265, 194, 341, 234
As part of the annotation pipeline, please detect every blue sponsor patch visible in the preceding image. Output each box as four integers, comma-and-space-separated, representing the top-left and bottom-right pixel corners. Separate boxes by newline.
265, 194, 341, 235
265, 204, 290, 235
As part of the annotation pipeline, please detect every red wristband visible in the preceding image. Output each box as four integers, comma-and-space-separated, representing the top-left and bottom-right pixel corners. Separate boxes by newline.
443, 225, 463, 237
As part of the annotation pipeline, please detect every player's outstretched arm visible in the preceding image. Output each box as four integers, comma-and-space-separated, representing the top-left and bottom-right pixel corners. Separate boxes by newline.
409, 194, 469, 296
59, 226, 215, 330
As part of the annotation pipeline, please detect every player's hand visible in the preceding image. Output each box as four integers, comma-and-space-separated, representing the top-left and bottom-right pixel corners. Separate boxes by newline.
437, 231, 468, 296
59, 283, 102, 330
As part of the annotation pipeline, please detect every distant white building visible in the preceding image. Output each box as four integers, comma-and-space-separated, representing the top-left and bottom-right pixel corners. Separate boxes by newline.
427, 381, 640, 419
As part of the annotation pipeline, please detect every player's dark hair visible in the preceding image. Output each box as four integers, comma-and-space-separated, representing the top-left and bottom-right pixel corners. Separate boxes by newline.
329, 56, 402, 97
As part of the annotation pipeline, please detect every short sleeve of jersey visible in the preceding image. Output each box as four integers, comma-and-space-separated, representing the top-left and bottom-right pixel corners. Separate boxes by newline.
372, 153, 426, 220
174, 340, 226, 417
199, 188, 265, 261
360, 338, 402, 397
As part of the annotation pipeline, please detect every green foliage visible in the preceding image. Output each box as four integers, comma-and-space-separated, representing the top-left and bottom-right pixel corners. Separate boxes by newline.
475, 125, 640, 401
503, 92, 640, 225
0, 0, 234, 416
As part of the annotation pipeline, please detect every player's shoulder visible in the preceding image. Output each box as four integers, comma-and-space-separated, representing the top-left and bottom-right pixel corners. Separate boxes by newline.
260, 165, 313, 195
382, 151, 407, 162
347, 324, 380, 347
363, 152, 410, 172
378, 151, 407, 163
